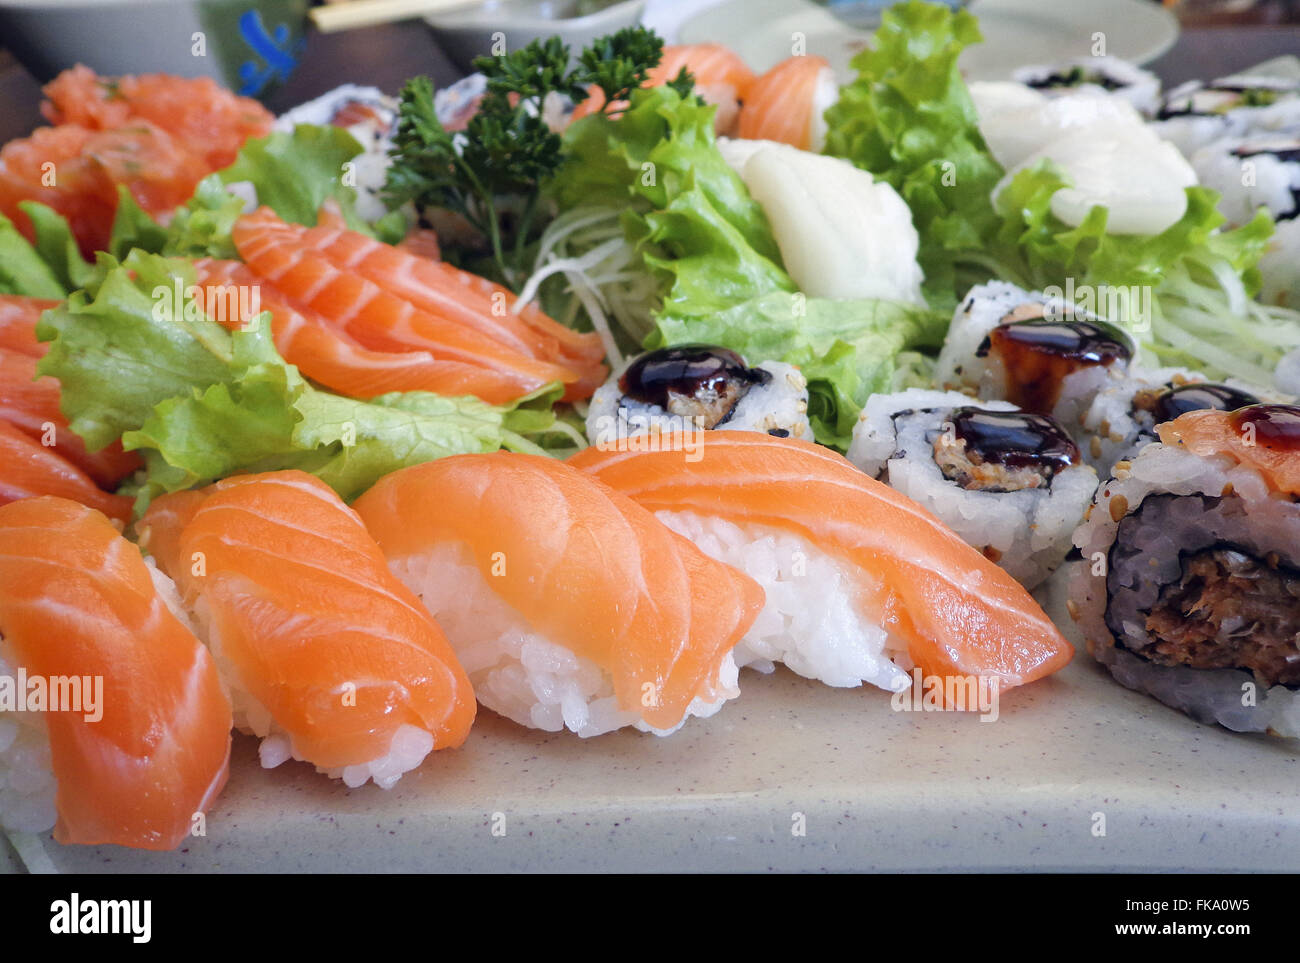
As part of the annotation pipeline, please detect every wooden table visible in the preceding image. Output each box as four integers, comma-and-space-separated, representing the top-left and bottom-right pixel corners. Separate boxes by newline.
1, 19, 1298, 144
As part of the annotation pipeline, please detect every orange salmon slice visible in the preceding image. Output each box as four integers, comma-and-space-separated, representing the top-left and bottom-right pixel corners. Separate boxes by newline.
353, 452, 765, 732
570, 431, 1073, 694
139, 470, 476, 779
0, 496, 232, 850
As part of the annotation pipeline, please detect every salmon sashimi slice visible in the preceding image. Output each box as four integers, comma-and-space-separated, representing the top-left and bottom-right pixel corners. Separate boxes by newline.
0, 497, 232, 849
234, 208, 605, 396
295, 220, 606, 374
0, 345, 140, 487
397, 226, 442, 261
1158, 405, 1300, 495
353, 452, 765, 735
4, 68, 271, 256
232, 208, 578, 400
0, 296, 60, 358
570, 431, 1073, 695
193, 259, 549, 404
737, 55, 837, 152
0, 421, 132, 523
138, 470, 476, 786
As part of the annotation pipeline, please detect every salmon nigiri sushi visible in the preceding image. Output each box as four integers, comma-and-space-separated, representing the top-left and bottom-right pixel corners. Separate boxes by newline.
570, 43, 758, 136
570, 432, 1073, 698
0, 497, 232, 850
353, 452, 765, 737
736, 55, 839, 152
138, 470, 475, 788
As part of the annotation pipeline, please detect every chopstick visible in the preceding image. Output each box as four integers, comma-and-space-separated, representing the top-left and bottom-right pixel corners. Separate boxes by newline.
310, 0, 484, 33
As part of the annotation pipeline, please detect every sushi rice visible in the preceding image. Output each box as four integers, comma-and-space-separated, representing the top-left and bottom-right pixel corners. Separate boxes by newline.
659, 511, 913, 691
390, 542, 741, 737
0, 647, 57, 835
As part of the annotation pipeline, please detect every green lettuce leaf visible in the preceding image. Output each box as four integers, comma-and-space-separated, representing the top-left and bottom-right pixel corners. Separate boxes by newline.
556, 84, 785, 266
108, 186, 170, 260
155, 175, 247, 260
96, 125, 386, 261
652, 291, 947, 448
0, 203, 94, 297
988, 162, 1290, 381
37, 255, 234, 451
991, 163, 1272, 294
824, 0, 1004, 312
38, 251, 562, 511
217, 124, 373, 231
0, 214, 65, 298
550, 84, 794, 331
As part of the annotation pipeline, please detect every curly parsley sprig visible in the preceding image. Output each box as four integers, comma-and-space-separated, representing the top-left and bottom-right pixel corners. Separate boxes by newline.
382, 26, 689, 290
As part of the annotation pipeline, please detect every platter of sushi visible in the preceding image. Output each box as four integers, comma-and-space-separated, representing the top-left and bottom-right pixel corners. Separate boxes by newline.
1, 0, 1299, 872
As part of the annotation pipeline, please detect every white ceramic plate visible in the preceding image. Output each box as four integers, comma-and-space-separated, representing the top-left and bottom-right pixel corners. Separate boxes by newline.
5, 569, 1298, 873
675, 0, 1179, 81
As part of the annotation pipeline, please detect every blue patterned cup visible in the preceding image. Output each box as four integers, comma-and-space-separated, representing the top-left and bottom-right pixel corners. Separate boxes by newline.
0, 0, 309, 100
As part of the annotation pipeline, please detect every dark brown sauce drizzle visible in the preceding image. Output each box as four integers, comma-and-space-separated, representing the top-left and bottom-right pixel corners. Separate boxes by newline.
1231, 404, 1300, 452
951, 407, 1080, 474
1152, 383, 1261, 424
619, 345, 768, 409
976, 319, 1132, 414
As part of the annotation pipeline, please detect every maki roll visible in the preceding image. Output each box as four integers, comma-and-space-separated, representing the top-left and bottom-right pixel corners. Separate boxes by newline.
1012, 56, 1161, 118
585, 345, 813, 445
1260, 217, 1300, 310
1191, 132, 1300, 227
1278, 347, 1300, 395
1071, 405, 1300, 735
848, 389, 1097, 588
1077, 370, 1277, 476
1190, 132, 1300, 308
1151, 76, 1300, 159
935, 282, 1136, 429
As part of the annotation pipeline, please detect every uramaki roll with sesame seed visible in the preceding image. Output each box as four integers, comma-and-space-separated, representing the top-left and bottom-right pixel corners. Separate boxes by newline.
1069, 405, 1300, 735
